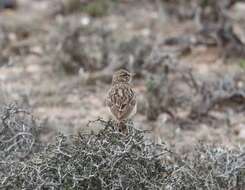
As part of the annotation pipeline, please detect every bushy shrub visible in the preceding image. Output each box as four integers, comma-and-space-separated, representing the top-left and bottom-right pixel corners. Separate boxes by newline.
0, 105, 245, 189
168, 144, 245, 189
0, 119, 166, 189
0, 103, 42, 161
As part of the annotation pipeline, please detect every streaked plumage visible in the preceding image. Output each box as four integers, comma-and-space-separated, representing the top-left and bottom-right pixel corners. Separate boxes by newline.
106, 69, 137, 133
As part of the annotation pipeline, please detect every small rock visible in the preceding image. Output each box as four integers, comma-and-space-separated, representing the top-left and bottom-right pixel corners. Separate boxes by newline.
230, 2, 245, 20
234, 124, 245, 139
80, 16, 90, 26
30, 46, 43, 55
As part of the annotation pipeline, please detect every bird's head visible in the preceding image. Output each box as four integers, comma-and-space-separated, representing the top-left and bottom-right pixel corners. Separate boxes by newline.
112, 69, 134, 85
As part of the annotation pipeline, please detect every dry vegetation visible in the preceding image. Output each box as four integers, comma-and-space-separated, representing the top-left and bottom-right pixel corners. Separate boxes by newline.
0, 0, 245, 189
0, 105, 245, 189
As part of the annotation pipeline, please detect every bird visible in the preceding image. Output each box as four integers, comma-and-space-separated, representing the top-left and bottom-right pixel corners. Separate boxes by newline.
106, 69, 137, 133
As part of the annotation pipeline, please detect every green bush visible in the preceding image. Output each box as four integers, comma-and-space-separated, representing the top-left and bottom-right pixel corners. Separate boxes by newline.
81, 0, 109, 17
239, 59, 245, 70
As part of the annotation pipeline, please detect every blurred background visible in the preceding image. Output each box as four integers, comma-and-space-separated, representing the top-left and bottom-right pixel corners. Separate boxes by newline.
0, 0, 245, 152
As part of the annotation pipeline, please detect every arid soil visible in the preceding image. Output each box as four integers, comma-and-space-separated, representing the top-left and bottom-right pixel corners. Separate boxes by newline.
0, 0, 245, 152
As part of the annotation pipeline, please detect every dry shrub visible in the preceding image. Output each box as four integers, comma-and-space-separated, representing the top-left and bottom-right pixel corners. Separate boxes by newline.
0, 105, 245, 189
0, 103, 42, 161
0, 119, 166, 189
168, 144, 245, 189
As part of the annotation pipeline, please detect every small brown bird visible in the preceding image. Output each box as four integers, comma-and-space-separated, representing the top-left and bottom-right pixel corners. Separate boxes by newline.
106, 69, 137, 133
